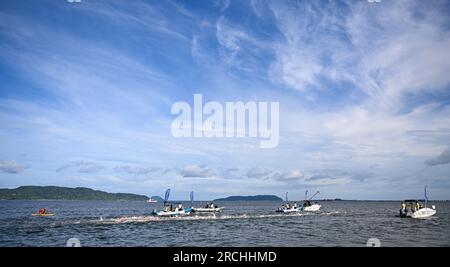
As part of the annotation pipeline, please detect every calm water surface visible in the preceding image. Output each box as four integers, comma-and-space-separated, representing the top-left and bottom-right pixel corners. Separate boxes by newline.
0, 200, 449, 247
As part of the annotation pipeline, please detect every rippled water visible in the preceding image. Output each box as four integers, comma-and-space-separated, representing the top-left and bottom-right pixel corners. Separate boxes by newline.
0, 200, 449, 247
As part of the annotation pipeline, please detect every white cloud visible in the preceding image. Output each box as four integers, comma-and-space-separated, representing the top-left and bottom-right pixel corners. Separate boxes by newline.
0, 160, 29, 174
267, 0, 450, 111
114, 165, 161, 175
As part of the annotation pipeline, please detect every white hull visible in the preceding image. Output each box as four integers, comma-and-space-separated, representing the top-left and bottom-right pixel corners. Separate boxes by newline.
411, 208, 436, 219
304, 204, 321, 212
277, 208, 301, 213
146, 199, 158, 203
154, 209, 191, 217
193, 207, 224, 212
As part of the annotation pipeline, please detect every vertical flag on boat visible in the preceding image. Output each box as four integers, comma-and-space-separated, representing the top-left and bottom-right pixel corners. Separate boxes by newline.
164, 188, 170, 203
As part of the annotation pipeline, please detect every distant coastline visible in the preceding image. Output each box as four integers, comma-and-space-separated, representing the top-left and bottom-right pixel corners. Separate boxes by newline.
0, 186, 149, 201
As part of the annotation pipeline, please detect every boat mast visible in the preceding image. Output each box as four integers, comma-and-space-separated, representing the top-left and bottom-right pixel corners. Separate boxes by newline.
424, 185, 428, 208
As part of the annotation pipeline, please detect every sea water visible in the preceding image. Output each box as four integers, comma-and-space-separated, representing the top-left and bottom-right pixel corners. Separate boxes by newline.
0, 200, 449, 247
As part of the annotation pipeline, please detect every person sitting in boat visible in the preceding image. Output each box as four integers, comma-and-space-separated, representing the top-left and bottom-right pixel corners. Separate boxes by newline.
303, 200, 311, 207
415, 201, 421, 211
178, 204, 183, 211
293, 203, 297, 209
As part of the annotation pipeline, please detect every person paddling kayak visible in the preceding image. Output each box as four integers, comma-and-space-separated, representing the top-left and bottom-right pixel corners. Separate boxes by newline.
32, 208, 54, 216
38, 208, 47, 215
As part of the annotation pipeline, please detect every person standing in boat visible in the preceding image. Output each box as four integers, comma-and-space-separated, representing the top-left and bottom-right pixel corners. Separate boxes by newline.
401, 202, 406, 212
409, 202, 415, 212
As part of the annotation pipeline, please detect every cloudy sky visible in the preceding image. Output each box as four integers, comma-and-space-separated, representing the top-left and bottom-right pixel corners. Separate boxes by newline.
1, 0, 449, 200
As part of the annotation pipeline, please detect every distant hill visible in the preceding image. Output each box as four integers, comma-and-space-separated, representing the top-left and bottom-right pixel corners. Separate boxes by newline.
214, 195, 282, 201
150, 195, 164, 202
0, 186, 149, 201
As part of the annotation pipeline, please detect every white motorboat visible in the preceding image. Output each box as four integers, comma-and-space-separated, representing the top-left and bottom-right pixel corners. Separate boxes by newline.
152, 189, 192, 216
190, 192, 225, 213
275, 192, 302, 213
302, 190, 321, 212
153, 207, 192, 217
400, 204, 436, 219
146, 198, 158, 203
399, 186, 436, 219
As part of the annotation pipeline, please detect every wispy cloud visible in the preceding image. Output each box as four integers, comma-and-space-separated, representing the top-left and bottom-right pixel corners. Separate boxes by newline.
180, 165, 215, 178
114, 165, 161, 175
57, 161, 104, 174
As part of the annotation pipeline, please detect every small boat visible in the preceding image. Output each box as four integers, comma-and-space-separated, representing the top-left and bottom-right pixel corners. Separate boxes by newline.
190, 192, 224, 213
151, 189, 192, 217
303, 190, 321, 212
153, 207, 192, 217
146, 198, 158, 203
275, 192, 302, 213
31, 213, 55, 217
399, 186, 436, 219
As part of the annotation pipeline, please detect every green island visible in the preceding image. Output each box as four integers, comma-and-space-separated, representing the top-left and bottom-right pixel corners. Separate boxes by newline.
0, 186, 149, 201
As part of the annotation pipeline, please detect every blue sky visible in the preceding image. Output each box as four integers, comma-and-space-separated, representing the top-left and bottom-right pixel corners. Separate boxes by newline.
1, 0, 450, 200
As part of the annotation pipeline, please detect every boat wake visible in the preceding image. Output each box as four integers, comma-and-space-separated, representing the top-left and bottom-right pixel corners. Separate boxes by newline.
88, 212, 307, 225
